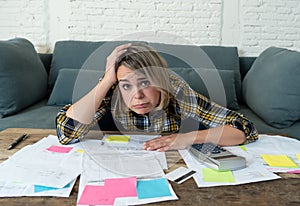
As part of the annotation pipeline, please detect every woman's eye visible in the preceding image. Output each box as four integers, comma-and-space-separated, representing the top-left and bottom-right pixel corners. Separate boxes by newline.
122, 84, 131, 90
140, 80, 150, 88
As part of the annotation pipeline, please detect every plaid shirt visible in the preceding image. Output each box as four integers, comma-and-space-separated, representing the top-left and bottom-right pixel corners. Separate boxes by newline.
56, 74, 258, 144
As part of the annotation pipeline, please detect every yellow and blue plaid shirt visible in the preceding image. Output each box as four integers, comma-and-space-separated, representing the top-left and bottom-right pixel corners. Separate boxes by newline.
56, 74, 258, 144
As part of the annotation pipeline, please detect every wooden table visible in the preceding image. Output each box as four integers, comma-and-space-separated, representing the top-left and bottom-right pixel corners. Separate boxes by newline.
0, 128, 300, 206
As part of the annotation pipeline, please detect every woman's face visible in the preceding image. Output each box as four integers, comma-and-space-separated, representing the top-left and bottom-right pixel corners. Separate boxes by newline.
117, 65, 161, 114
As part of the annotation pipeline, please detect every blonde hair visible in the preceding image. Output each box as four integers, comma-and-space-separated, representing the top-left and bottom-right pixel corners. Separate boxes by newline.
112, 43, 172, 114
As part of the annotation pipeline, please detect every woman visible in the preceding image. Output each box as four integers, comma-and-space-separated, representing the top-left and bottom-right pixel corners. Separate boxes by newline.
56, 43, 258, 151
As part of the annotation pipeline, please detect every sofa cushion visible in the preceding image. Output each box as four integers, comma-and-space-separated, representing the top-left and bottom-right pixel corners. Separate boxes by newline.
149, 43, 242, 104
243, 47, 300, 128
200, 46, 242, 103
48, 69, 105, 105
170, 68, 239, 110
149, 43, 203, 68
0, 99, 61, 131
49, 40, 136, 90
237, 105, 300, 141
0, 38, 47, 118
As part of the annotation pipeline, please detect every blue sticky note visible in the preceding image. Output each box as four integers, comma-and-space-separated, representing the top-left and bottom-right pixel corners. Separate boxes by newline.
34, 183, 70, 193
137, 178, 171, 199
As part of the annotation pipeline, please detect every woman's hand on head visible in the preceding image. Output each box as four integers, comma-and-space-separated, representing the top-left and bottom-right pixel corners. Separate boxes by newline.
143, 132, 197, 152
103, 43, 131, 85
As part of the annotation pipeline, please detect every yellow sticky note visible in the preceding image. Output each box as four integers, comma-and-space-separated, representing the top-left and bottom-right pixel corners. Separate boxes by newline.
261, 154, 298, 168
239, 145, 247, 151
296, 154, 300, 162
202, 168, 235, 183
106, 135, 130, 143
76, 149, 84, 154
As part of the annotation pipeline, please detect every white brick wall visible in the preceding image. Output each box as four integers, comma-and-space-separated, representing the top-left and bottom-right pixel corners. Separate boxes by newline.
240, 0, 300, 55
0, 0, 299, 56
0, 0, 47, 50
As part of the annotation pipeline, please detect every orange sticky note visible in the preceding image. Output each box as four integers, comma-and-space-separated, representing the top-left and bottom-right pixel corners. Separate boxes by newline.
261, 154, 298, 168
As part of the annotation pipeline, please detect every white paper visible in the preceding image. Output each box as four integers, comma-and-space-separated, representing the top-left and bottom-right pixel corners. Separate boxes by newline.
179, 142, 281, 187
241, 134, 300, 172
78, 152, 178, 206
77, 134, 178, 205
0, 179, 76, 197
80, 134, 168, 171
79, 139, 166, 180
0, 135, 83, 196
102, 134, 161, 150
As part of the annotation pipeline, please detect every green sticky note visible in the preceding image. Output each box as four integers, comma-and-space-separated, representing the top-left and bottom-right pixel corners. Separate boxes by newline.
202, 168, 235, 183
261, 154, 298, 168
106, 135, 130, 143
239, 145, 247, 151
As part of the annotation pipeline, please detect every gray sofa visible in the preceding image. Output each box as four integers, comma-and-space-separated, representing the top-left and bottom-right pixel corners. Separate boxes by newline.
1, 38, 300, 141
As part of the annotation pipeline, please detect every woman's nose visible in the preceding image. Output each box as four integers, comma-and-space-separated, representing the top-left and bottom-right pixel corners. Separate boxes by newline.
133, 88, 144, 99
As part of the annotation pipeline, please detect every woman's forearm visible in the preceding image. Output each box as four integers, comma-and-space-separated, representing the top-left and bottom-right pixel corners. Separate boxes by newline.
66, 77, 113, 124
194, 125, 246, 146
143, 125, 247, 152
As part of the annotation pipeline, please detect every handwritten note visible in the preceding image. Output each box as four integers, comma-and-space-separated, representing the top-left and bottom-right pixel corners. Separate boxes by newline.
202, 168, 235, 183
261, 154, 298, 168
137, 178, 171, 199
105, 135, 130, 143
46, 145, 73, 153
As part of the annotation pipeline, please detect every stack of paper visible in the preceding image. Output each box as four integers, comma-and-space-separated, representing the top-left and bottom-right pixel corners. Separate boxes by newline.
179, 134, 300, 187
179, 148, 280, 187
2, 133, 297, 201
77, 134, 178, 205
0, 135, 83, 197
243, 134, 300, 173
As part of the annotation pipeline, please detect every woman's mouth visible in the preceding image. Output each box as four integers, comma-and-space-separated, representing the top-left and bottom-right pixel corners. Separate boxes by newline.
132, 103, 149, 109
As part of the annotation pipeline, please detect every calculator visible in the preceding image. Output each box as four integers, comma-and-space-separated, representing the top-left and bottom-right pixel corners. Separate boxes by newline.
189, 142, 247, 171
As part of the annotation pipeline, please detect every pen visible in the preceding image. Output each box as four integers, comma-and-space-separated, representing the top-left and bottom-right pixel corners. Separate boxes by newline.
7, 133, 29, 150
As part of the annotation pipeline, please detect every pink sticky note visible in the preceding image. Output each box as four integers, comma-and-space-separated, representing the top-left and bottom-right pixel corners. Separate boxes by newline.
78, 185, 114, 205
46, 145, 73, 153
105, 177, 138, 198
287, 170, 300, 174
